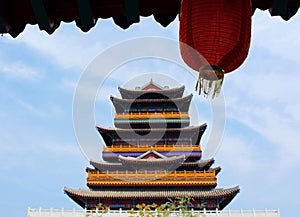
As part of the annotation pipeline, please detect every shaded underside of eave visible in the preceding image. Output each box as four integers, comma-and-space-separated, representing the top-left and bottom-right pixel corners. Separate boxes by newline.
252, 0, 300, 21
110, 93, 193, 104
0, 0, 181, 38
89, 157, 214, 171
1, 0, 299, 38
96, 124, 207, 146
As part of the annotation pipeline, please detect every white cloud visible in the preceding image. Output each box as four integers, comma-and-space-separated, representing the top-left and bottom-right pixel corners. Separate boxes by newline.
13, 17, 178, 73
0, 87, 67, 122
97, 85, 119, 101
217, 135, 263, 176
15, 97, 47, 117
41, 141, 82, 156
16, 23, 104, 70
0, 61, 42, 81
223, 76, 300, 178
60, 78, 79, 94
14, 17, 179, 72
217, 11, 300, 184
252, 11, 300, 63
226, 87, 299, 158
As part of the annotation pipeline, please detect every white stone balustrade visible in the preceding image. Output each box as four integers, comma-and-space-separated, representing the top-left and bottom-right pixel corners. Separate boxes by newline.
27, 208, 281, 217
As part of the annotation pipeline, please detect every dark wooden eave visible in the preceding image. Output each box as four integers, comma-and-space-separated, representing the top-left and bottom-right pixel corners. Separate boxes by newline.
96, 124, 207, 146
111, 93, 192, 103
252, 0, 300, 21
0, 0, 181, 38
89, 157, 217, 172
64, 186, 240, 210
1, 0, 299, 38
118, 85, 185, 99
182, 158, 215, 170
110, 93, 193, 113
119, 154, 185, 167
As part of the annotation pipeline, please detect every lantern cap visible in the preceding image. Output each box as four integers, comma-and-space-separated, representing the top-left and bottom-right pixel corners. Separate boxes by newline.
195, 65, 224, 99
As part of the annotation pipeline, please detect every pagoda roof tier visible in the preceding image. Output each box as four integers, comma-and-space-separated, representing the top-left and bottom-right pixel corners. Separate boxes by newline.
183, 158, 215, 170
90, 152, 185, 172
64, 186, 240, 210
111, 94, 192, 103
110, 94, 192, 113
97, 124, 207, 146
89, 161, 127, 171
119, 154, 185, 170
115, 121, 190, 130
211, 167, 222, 175
65, 186, 239, 199
118, 85, 185, 99
89, 158, 217, 172
102, 151, 201, 163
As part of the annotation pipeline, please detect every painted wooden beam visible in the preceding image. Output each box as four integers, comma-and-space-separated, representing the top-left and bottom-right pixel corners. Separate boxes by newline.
270, 0, 289, 16
76, 0, 95, 31
124, 0, 140, 24
0, 16, 6, 33
30, 0, 52, 32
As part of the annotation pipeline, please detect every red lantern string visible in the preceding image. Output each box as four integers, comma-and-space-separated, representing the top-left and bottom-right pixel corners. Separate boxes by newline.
179, 0, 252, 98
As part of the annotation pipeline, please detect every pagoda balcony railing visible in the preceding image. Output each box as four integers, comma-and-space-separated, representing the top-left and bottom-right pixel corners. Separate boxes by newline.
87, 179, 217, 186
103, 144, 201, 153
87, 170, 216, 182
114, 112, 189, 119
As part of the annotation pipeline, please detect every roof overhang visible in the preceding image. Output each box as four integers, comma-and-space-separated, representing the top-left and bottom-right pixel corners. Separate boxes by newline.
1, 0, 299, 38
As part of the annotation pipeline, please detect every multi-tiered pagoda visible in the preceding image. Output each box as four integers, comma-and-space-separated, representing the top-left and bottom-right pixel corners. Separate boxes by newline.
65, 80, 239, 210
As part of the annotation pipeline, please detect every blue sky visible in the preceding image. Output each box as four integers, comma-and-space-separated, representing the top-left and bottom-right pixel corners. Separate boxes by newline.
1, 10, 300, 217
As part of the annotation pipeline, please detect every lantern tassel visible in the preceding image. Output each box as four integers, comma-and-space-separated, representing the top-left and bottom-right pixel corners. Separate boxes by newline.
195, 65, 225, 98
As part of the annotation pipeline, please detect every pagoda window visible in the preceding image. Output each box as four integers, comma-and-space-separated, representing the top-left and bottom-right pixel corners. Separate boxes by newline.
126, 106, 138, 113
147, 107, 156, 112
158, 107, 164, 112
206, 200, 216, 209
130, 139, 137, 146
155, 141, 164, 146
162, 135, 167, 145
136, 136, 140, 146
164, 106, 178, 112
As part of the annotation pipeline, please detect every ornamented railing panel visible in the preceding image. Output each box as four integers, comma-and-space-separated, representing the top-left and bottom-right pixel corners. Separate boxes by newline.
114, 112, 189, 119
103, 144, 201, 153
87, 170, 216, 182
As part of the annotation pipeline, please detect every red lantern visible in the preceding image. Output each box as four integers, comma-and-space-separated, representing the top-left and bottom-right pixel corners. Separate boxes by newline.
179, 0, 252, 98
